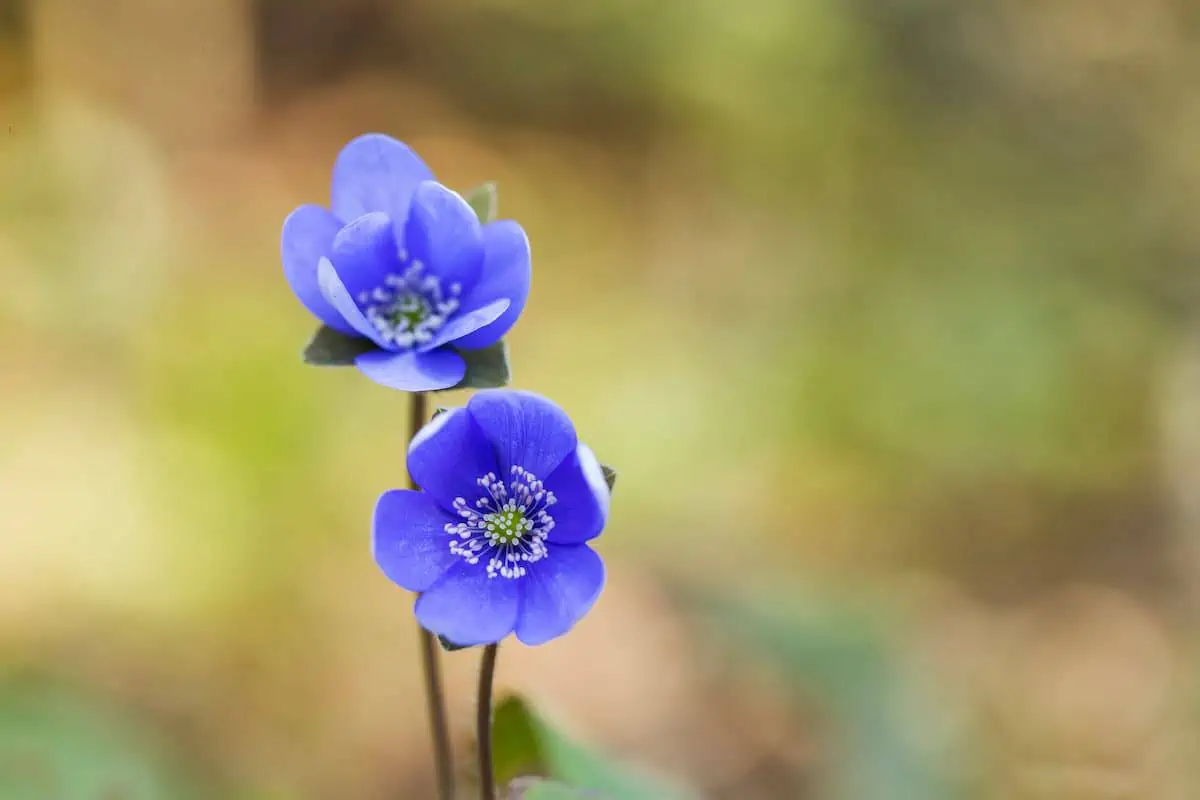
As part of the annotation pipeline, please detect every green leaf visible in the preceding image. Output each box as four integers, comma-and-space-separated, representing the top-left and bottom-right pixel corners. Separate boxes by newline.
432, 407, 451, 420
446, 340, 511, 391
301, 325, 374, 366
437, 634, 471, 652
600, 464, 617, 492
491, 695, 691, 800
492, 698, 543, 789
465, 181, 499, 224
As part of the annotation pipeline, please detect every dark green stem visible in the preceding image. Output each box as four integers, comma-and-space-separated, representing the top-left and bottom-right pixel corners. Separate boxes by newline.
409, 392, 456, 800
477, 643, 500, 800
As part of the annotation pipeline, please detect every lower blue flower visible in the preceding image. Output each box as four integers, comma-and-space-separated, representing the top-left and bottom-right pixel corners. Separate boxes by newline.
373, 390, 610, 646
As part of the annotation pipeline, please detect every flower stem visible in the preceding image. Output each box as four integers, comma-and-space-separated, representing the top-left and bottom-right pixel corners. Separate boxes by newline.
409, 392, 456, 800
477, 643, 500, 800
419, 628, 455, 800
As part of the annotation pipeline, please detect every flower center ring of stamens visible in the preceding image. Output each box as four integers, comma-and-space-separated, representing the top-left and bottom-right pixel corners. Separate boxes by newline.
445, 466, 557, 580
357, 260, 462, 350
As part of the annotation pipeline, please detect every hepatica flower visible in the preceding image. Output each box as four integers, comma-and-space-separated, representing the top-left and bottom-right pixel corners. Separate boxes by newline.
374, 390, 610, 646
281, 134, 531, 391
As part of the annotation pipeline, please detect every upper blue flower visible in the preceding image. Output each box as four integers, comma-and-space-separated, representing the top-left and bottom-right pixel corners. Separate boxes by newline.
281, 134, 532, 391
374, 390, 610, 646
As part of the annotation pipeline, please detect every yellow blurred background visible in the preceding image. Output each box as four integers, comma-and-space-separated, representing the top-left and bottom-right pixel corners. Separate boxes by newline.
2, 0, 1200, 797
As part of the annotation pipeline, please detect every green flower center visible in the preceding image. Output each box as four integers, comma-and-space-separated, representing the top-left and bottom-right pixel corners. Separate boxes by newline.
360, 261, 462, 350
446, 467, 558, 581
384, 294, 431, 329
484, 508, 529, 546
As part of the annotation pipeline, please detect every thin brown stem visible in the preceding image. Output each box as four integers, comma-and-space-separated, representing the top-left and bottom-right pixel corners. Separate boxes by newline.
419, 627, 455, 800
477, 643, 500, 800
408, 392, 455, 800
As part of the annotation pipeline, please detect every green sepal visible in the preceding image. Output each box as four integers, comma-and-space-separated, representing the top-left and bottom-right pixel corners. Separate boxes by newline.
465, 181, 499, 224
301, 325, 374, 366
301, 327, 510, 391
437, 634, 472, 652
443, 340, 511, 391
600, 465, 617, 492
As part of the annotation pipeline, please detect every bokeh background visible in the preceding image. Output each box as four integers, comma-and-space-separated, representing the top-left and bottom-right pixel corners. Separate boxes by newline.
3, 0, 1200, 797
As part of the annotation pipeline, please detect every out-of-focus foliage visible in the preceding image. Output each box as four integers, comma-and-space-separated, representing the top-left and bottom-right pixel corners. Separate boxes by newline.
508, 778, 590, 800
685, 585, 964, 800
0, 679, 205, 799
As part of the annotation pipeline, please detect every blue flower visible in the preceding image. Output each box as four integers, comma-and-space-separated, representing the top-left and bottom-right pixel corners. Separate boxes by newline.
374, 390, 610, 646
281, 134, 532, 391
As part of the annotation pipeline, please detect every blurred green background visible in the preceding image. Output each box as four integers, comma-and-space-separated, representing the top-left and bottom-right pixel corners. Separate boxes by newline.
2, 0, 1199, 797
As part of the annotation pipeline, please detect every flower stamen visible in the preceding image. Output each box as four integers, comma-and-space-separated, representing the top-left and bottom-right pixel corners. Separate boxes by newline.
445, 466, 557, 579
358, 260, 461, 349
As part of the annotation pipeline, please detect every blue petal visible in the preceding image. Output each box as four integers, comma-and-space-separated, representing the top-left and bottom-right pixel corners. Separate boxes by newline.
415, 562, 520, 646
318, 257, 389, 347
466, 390, 577, 477
403, 182, 484, 294
373, 490, 458, 592
331, 133, 435, 226
543, 444, 610, 544
330, 212, 400, 302
407, 407, 500, 511
281, 205, 357, 335
416, 298, 510, 353
355, 349, 466, 392
453, 221, 532, 350
515, 544, 605, 646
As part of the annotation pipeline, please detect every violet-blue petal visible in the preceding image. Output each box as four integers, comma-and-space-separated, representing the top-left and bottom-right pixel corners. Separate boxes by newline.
453, 221, 532, 350
407, 407, 500, 511
403, 182, 484, 294
373, 490, 458, 592
281, 204, 358, 335
317, 257, 389, 347
355, 349, 466, 392
515, 544, 605, 646
329, 211, 400, 301
331, 133, 435, 225
466, 390, 577, 477
543, 444, 610, 544
415, 562, 520, 646
415, 298, 510, 353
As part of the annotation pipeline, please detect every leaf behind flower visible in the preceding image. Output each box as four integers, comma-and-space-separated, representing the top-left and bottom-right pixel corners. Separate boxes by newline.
492, 695, 692, 800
